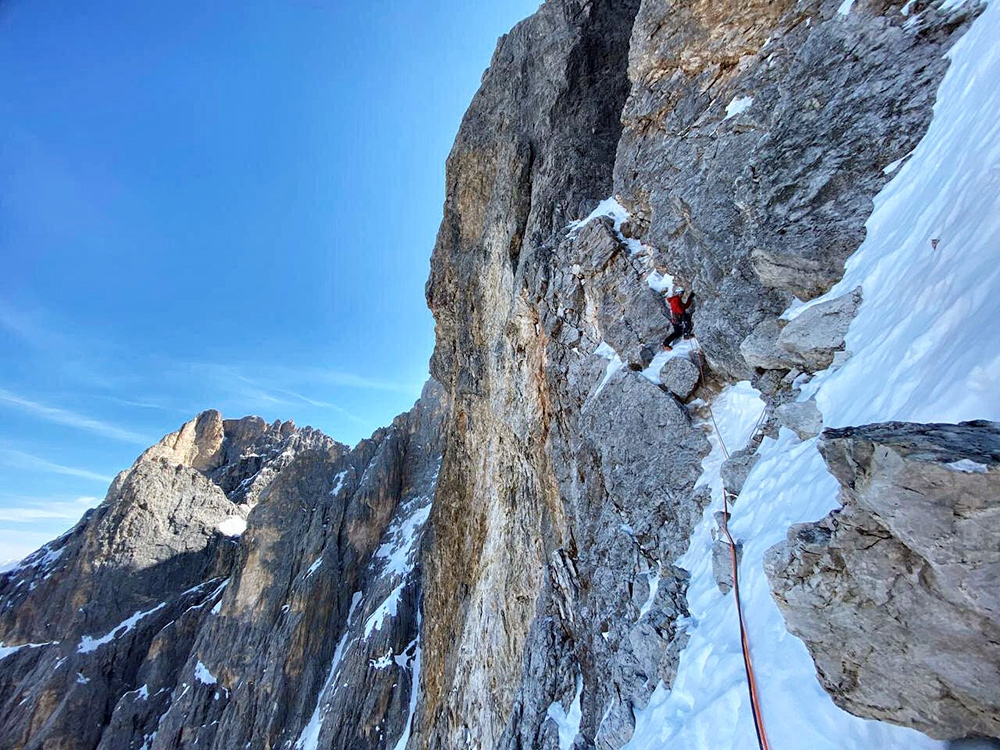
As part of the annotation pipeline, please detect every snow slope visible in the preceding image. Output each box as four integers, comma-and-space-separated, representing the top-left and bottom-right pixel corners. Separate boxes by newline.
627, 3, 1000, 748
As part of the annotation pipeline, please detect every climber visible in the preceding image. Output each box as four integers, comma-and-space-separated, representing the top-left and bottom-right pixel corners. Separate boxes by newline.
662, 287, 694, 351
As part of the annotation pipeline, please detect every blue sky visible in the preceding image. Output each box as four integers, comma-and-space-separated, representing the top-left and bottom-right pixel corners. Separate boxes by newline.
0, 0, 539, 562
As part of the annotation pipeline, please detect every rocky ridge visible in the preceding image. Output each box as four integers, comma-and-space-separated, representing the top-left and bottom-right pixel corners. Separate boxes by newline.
417, 0, 983, 747
0, 382, 448, 750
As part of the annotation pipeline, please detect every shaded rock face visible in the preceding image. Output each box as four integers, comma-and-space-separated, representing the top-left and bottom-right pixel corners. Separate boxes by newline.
775, 398, 824, 440
765, 421, 1000, 740
614, 0, 976, 379
0, 383, 448, 750
741, 287, 862, 373
659, 356, 701, 400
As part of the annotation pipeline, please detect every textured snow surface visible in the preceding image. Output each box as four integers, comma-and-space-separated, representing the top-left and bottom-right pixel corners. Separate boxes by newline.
567, 197, 630, 233
194, 661, 217, 685
391, 615, 422, 750
724, 95, 754, 119
363, 584, 404, 640
330, 470, 349, 497
803, 1, 1000, 427
628, 5, 1000, 748
945, 458, 989, 473
593, 340, 626, 396
0, 640, 54, 661
374, 498, 431, 580
216, 516, 246, 537
305, 557, 323, 577
295, 592, 363, 750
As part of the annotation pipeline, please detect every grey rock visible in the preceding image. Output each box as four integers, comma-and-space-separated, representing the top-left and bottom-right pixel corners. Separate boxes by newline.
777, 287, 863, 371
575, 218, 674, 367
765, 420, 1000, 740
741, 317, 797, 371
2, 0, 986, 747
613, 0, 976, 379
712, 538, 742, 595
753, 367, 791, 399
0, 382, 449, 750
720, 448, 760, 497
775, 399, 823, 440
659, 356, 701, 400
830, 348, 853, 369
419, 0, 979, 746
639, 345, 655, 369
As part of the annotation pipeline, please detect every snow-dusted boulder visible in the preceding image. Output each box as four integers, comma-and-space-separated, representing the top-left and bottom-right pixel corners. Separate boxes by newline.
777, 287, 862, 372
740, 317, 795, 371
765, 420, 1000, 741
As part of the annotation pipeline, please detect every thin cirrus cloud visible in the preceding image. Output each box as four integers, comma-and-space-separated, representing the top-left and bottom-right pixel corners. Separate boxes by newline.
0, 445, 115, 484
0, 495, 102, 523
0, 388, 151, 446
184, 361, 423, 396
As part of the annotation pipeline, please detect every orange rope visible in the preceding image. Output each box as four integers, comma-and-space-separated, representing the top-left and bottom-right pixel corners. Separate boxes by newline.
694, 342, 772, 750
721, 489, 771, 750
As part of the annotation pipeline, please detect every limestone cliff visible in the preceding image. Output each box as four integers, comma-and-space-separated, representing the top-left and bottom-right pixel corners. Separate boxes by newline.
766, 421, 1000, 740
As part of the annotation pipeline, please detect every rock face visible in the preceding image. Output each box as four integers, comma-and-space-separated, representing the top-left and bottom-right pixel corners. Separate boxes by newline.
659, 355, 701, 400
615, 0, 968, 379
765, 421, 1000, 740
777, 288, 862, 371
416, 0, 977, 746
0, 382, 448, 750
775, 398, 824, 440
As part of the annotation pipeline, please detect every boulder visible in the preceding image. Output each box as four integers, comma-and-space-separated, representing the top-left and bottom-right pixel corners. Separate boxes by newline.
711, 538, 742, 595
776, 287, 862, 371
775, 399, 823, 440
659, 356, 701, 400
740, 317, 796, 371
720, 448, 760, 497
765, 420, 1000, 740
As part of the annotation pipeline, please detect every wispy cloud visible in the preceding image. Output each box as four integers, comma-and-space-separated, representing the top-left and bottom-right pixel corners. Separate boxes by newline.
0, 446, 114, 484
184, 361, 422, 397
0, 388, 151, 445
0, 495, 100, 523
0, 301, 56, 349
174, 362, 399, 425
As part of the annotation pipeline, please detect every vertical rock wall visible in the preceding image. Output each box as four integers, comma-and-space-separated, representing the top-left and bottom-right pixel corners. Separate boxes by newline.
0, 1, 988, 748
419, 0, 980, 747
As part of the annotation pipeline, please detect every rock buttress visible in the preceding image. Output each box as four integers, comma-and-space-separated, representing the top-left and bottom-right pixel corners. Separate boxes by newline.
419, 0, 643, 746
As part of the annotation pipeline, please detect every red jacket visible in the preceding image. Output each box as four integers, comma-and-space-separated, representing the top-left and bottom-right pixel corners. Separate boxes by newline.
666, 294, 687, 316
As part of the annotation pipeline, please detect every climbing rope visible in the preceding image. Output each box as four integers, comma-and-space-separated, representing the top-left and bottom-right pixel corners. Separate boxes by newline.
694, 343, 773, 750
720, 489, 771, 750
